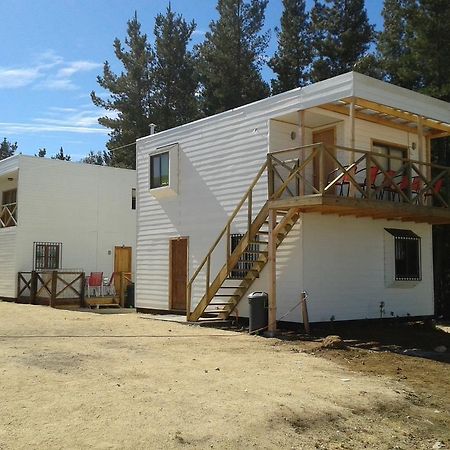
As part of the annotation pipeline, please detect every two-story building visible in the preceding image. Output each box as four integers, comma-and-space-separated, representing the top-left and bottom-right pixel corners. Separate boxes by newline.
135, 72, 450, 327
0, 155, 136, 301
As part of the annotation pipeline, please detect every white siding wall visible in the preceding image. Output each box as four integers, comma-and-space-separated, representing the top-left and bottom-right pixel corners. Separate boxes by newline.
301, 214, 433, 322
15, 157, 136, 277
0, 228, 17, 298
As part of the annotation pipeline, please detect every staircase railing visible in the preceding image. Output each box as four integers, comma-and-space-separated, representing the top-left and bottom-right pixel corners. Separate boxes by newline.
186, 160, 268, 319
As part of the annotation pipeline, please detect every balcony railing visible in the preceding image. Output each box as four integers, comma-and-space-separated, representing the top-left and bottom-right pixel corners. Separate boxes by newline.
268, 143, 450, 209
0, 202, 17, 228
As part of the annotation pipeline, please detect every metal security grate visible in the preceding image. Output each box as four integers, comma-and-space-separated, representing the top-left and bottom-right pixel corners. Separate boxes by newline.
229, 234, 260, 279
33, 242, 62, 270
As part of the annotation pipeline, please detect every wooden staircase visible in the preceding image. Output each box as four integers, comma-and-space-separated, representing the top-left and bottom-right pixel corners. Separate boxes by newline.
187, 155, 303, 323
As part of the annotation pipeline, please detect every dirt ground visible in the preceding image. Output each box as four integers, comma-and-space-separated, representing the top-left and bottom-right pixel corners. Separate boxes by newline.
0, 303, 449, 450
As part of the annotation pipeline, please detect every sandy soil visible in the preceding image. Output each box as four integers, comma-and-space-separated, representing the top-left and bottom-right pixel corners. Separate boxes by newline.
0, 302, 449, 450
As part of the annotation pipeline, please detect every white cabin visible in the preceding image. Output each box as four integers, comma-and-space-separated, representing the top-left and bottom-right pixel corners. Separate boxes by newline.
135, 72, 450, 325
0, 155, 136, 300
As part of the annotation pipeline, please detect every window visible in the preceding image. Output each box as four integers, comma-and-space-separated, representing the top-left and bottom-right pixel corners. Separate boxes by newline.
373, 142, 407, 172
385, 229, 421, 281
150, 152, 169, 188
131, 188, 136, 210
33, 242, 62, 270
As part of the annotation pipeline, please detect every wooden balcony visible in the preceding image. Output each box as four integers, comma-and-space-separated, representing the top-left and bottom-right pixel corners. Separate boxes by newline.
0, 202, 17, 228
268, 144, 450, 225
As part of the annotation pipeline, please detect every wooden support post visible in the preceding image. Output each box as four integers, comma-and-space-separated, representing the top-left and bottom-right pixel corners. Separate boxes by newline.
206, 254, 211, 297
31, 270, 37, 305
226, 223, 231, 271
267, 155, 274, 199
247, 190, 252, 237
365, 153, 372, 199
186, 283, 192, 321
80, 272, 86, 307
300, 292, 310, 334
267, 209, 277, 334
319, 145, 325, 194
349, 99, 356, 163
298, 110, 306, 196
120, 272, 126, 308
50, 270, 58, 308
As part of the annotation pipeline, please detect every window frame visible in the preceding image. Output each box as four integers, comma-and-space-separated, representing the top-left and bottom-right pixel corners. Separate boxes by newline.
372, 140, 407, 173
385, 229, 421, 282
33, 242, 62, 271
150, 151, 170, 189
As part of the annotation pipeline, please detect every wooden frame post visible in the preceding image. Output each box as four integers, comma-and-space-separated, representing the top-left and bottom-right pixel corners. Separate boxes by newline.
267, 209, 277, 334
349, 98, 356, 163
298, 110, 306, 196
50, 270, 58, 308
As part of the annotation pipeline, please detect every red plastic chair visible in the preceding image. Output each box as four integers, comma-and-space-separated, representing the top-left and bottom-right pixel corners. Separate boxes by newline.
87, 272, 103, 297
357, 166, 379, 196
424, 178, 444, 200
380, 170, 398, 200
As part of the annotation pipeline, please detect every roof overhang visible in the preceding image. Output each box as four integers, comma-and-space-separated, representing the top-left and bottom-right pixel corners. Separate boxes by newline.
297, 72, 450, 137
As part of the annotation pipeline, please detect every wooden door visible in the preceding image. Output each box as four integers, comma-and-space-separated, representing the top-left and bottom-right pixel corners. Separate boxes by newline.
169, 237, 188, 311
114, 246, 132, 292
312, 128, 336, 193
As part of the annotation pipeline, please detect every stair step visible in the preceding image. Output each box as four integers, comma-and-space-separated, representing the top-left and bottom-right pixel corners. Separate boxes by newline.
237, 259, 265, 264
214, 294, 241, 297
197, 317, 228, 323
218, 285, 247, 289
209, 302, 233, 305
205, 308, 229, 314
249, 240, 268, 245
244, 250, 268, 255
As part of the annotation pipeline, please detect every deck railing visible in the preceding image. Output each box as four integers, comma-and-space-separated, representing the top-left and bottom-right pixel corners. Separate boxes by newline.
269, 143, 450, 207
0, 202, 17, 227
17, 270, 85, 307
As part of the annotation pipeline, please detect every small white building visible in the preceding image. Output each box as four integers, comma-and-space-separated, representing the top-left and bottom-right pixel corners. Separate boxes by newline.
135, 72, 450, 325
0, 155, 136, 300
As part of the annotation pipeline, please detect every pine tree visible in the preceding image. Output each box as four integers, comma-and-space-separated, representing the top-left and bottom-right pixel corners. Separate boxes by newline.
153, 5, 199, 130
81, 151, 109, 165
377, 0, 419, 90
91, 13, 155, 169
268, 0, 311, 94
51, 147, 71, 161
309, 0, 375, 82
0, 138, 18, 160
378, 0, 450, 101
197, 0, 270, 115
35, 148, 47, 157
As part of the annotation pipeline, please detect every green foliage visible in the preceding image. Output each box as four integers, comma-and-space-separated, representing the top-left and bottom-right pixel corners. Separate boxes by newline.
91, 13, 155, 169
268, 0, 312, 94
378, 0, 450, 101
81, 150, 111, 166
153, 5, 200, 130
197, 0, 270, 115
309, 0, 375, 82
35, 148, 46, 157
51, 147, 71, 161
0, 138, 18, 161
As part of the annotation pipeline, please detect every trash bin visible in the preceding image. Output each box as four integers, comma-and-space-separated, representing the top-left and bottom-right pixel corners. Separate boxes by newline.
248, 292, 268, 333
125, 283, 135, 308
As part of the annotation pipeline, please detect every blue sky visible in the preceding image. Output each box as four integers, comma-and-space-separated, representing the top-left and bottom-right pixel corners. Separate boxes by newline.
0, 0, 383, 161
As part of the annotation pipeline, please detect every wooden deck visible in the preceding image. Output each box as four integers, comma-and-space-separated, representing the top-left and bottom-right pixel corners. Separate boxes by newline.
270, 194, 450, 224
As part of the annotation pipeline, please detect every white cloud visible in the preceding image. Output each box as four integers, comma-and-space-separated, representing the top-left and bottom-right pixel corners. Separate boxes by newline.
0, 50, 101, 91
0, 105, 111, 135
0, 121, 107, 134
0, 67, 41, 88
56, 61, 101, 78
